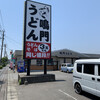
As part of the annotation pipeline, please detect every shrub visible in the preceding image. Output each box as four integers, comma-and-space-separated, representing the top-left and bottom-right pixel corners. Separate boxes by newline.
0, 65, 2, 69
1, 57, 8, 67
2, 63, 6, 67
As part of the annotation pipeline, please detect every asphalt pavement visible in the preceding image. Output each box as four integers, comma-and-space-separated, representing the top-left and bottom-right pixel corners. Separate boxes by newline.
0, 66, 99, 100
17, 71, 100, 100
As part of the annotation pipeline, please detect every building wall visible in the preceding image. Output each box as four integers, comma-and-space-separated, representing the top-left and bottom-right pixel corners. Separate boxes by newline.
31, 59, 36, 65
14, 49, 100, 71
58, 58, 64, 65
27, 65, 57, 71
15, 55, 77, 70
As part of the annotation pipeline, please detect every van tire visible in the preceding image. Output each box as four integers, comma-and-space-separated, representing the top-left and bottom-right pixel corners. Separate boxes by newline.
66, 70, 69, 73
74, 83, 82, 94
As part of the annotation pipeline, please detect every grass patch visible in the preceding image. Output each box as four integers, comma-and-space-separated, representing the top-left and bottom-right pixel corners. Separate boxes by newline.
19, 79, 21, 85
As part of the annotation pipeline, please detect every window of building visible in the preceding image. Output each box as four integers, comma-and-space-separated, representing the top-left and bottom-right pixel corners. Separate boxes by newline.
98, 65, 100, 76
77, 64, 82, 73
70, 53, 72, 55
48, 58, 53, 65
37, 59, 42, 66
60, 52, 62, 54
64, 58, 66, 63
83, 64, 94, 75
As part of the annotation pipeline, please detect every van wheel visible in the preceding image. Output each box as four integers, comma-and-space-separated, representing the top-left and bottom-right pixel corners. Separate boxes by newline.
66, 70, 68, 73
67, 70, 69, 73
75, 83, 82, 94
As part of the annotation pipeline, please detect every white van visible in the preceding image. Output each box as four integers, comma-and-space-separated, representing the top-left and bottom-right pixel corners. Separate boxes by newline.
73, 59, 100, 97
61, 63, 73, 73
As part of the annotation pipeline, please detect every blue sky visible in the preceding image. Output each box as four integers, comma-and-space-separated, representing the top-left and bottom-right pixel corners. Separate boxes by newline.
0, 0, 100, 58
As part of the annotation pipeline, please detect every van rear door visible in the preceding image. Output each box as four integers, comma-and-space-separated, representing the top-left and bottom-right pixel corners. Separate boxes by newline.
82, 64, 97, 96
96, 65, 100, 97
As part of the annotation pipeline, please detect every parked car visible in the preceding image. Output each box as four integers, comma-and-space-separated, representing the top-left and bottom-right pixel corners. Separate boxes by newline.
61, 63, 73, 73
73, 59, 100, 97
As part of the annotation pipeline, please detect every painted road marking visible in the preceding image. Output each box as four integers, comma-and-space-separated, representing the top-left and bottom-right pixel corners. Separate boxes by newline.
59, 89, 77, 100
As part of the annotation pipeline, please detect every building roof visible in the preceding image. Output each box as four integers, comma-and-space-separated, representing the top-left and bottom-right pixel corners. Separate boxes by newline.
14, 49, 100, 59
82, 53, 100, 58
51, 49, 89, 58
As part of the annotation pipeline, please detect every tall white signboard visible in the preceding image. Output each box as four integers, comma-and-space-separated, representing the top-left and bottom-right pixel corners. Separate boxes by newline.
23, 1, 51, 59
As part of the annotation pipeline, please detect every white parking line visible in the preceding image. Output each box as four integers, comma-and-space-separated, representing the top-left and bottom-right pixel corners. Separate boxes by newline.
58, 89, 77, 100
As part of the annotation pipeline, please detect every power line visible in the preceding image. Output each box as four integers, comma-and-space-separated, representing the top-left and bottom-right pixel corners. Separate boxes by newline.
0, 17, 2, 31
5, 35, 22, 45
6, 46, 12, 51
0, 10, 4, 30
1, 38, 12, 54
4, 38, 22, 50
4, 38, 15, 51
7, 40, 22, 50
0, 24, 2, 31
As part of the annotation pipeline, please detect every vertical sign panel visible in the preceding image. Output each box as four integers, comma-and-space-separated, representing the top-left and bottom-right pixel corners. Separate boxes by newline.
23, 1, 51, 59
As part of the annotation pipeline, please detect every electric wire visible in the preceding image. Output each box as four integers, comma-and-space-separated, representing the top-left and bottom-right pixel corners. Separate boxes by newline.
0, 10, 22, 58
5, 35, 22, 45
0, 10, 4, 30
0, 10, 10, 58
5, 36, 22, 49
4, 39, 12, 51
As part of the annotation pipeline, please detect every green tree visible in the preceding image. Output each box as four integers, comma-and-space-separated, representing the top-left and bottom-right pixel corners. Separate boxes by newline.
1, 57, 8, 67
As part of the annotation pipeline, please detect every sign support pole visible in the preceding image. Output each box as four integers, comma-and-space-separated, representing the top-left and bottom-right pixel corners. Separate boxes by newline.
44, 59, 47, 74
27, 59, 31, 76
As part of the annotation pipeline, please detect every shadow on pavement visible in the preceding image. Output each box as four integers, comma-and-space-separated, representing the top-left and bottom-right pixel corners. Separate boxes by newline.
82, 91, 100, 100
55, 80, 66, 82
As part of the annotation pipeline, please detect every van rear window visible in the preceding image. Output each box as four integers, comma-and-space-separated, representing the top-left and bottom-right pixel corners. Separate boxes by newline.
98, 65, 100, 76
67, 64, 73, 67
84, 64, 94, 75
77, 64, 82, 73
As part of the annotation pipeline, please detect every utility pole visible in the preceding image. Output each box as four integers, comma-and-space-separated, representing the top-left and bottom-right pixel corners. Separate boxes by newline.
1, 30, 4, 59
4, 44, 6, 57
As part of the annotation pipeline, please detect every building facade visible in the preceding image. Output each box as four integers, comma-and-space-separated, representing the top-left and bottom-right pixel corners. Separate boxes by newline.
14, 49, 100, 70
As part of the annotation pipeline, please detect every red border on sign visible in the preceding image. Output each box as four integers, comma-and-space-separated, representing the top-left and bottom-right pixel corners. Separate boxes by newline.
25, 41, 51, 59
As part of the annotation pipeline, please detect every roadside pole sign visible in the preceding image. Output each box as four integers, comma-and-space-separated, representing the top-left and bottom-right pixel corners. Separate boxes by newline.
23, 0, 51, 59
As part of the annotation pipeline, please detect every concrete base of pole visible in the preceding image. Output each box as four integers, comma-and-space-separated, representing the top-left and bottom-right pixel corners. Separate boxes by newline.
18, 73, 55, 85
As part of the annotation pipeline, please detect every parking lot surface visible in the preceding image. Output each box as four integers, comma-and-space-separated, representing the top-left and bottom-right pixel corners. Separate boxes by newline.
18, 71, 100, 100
